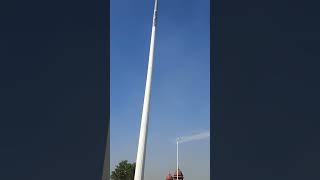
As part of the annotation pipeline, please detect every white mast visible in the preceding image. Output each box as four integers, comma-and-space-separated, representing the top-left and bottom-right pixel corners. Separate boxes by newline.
134, 0, 158, 180
176, 140, 179, 180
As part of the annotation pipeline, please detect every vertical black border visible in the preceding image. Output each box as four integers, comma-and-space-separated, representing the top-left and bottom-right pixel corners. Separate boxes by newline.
211, 0, 320, 179
0, 0, 110, 179
210, 0, 215, 178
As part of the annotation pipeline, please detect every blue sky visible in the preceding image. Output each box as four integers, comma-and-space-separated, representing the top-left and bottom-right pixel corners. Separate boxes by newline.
111, 0, 210, 179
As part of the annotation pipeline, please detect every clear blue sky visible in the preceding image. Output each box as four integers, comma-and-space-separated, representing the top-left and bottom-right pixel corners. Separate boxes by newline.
111, 0, 210, 179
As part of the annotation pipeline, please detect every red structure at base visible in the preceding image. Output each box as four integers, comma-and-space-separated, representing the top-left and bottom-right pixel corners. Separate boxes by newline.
166, 173, 173, 180
165, 169, 184, 180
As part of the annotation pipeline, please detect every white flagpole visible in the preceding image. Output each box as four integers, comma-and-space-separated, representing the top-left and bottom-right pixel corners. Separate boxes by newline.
134, 0, 158, 180
177, 140, 179, 180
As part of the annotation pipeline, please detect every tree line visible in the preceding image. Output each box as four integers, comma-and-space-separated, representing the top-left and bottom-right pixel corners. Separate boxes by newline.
111, 160, 135, 180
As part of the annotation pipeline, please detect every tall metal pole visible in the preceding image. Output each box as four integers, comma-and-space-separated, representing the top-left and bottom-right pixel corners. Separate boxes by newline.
134, 0, 158, 180
177, 141, 179, 180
